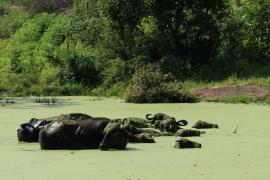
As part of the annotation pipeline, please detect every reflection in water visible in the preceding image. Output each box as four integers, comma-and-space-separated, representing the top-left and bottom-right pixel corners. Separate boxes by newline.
1, 97, 83, 110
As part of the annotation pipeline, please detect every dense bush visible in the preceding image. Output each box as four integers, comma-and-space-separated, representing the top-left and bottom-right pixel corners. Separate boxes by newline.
0, 2, 8, 16
12, 13, 54, 43
64, 53, 98, 87
0, 0, 270, 98
123, 65, 197, 103
19, 0, 73, 13
41, 16, 69, 46
0, 9, 31, 39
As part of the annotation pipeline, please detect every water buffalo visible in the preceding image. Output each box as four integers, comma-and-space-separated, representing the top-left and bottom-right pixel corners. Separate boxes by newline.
145, 113, 172, 124
17, 113, 92, 142
104, 118, 155, 143
123, 117, 151, 128
39, 117, 146, 150
174, 138, 202, 149
17, 118, 53, 142
128, 133, 155, 143
192, 120, 219, 129
176, 129, 205, 137
154, 118, 188, 133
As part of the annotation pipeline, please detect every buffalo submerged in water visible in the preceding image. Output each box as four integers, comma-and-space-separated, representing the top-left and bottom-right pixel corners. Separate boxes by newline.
17, 113, 155, 150
39, 117, 155, 150
17, 113, 93, 142
39, 117, 116, 150
17, 112, 219, 150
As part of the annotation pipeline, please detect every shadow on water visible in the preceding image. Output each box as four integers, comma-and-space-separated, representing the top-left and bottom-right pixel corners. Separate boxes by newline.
21, 149, 39, 152
125, 147, 140, 151
37, 147, 140, 152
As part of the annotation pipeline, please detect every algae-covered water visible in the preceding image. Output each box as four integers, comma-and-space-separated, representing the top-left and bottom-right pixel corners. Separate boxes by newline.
0, 97, 270, 180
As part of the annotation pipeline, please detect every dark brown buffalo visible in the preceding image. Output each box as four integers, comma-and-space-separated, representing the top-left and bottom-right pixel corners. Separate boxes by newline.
17, 113, 92, 142
17, 118, 53, 142
154, 118, 188, 133
174, 138, 202, 149
146, 113, 171, 124
39, 117, 134, 150
176, 129, 205, 137
192, 120, 219, 129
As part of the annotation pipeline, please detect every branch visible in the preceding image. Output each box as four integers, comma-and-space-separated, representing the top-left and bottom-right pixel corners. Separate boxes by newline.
227, 125, 239, 136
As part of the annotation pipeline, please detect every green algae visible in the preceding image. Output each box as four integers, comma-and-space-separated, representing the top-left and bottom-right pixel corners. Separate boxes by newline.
0, 97, 270, 180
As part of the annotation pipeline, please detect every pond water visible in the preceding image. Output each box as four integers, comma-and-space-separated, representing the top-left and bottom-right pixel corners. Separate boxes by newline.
0, 97, 269, 180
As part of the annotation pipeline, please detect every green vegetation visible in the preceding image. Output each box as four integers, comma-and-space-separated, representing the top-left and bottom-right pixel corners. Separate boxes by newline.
0, 0, 269, 103
217, 95, 254, 104
123, 65, 197, 103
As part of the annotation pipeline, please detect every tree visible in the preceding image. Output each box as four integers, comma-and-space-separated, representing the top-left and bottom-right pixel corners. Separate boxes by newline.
99, 0, 147, 60
253, 0, 270, 62
150, 0, 229, 71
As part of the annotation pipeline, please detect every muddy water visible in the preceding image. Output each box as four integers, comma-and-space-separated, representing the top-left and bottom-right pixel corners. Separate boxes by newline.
0, 97, 269, 180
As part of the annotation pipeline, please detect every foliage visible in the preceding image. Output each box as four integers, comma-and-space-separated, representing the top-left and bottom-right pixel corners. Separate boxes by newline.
18, 0, 73, 13
41, 16, 69, 46
0, 0, 270, 100
12, 13, 54, 43
150, 0, 229, 68
123, 65, 197, 103
69, 0, 104, 46
91, 81, 127, 97
0, 1, 8, 16
0, 9, 31, 39
64, 52, 98, 87
218, 96, 254, 104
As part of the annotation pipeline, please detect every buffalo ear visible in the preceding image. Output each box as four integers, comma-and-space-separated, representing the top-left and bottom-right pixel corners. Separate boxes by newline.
29, 118, 38, 123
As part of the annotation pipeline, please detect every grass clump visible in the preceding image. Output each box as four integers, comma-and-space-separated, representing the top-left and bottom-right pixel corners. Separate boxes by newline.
217, 96, 254, 104
123, 65, 197, 103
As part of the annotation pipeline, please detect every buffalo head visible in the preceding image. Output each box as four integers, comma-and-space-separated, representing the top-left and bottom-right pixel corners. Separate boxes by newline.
154, 118, 188, 133
99, 121, 131, 150
17, 123, 39, 142
17, 118, 52, 142
145, 113, 172, 124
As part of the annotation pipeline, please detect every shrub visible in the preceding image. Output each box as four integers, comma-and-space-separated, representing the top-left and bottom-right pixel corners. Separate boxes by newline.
160, 55, 191, 79
123, 65, 197, 103
0, 2, 8, 16
40, 65, 61, 86
64, 53, 98, 87
59, 84, 88, 96
100, 58, 126, 88
19, 0, 73, 13
0, 10, 31, 38
41, 16, 69, 46
91, 81, 127, 97
12, 13, 54, 43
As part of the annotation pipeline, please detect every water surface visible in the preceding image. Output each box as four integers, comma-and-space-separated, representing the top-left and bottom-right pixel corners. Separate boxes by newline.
0, 97, 269, 180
